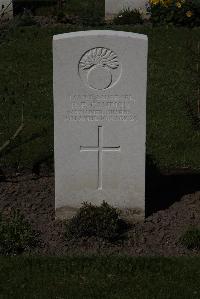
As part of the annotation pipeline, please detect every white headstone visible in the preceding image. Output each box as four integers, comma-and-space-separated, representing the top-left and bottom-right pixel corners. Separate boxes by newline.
53, 30, 148, 220
105, 0, 147, 18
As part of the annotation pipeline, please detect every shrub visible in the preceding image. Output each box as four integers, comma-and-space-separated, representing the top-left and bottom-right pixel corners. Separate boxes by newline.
148, 0, 200, 27
0, 208, 40, 255
113, 8, 144, 25
65, 201, 126, 241
179, 227, 200, 250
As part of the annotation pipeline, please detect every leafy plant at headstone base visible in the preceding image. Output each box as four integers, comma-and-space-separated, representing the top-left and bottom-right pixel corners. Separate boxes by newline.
64, 201, 127, 242
179, 227, 200, 250
148, 0, 200, 27
0, 208, 40, 255
113, 8, 144, 25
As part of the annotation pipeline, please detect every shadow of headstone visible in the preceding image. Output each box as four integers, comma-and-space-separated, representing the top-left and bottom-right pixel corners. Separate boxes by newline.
145, 155, 200, 217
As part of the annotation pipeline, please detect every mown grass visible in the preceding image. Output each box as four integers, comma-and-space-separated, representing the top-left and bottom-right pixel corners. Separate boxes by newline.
0, 256, 200, 298
0, 25, 200, 171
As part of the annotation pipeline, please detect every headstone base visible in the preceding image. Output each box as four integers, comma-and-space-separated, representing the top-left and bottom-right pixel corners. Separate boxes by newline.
56, 205, 144, 224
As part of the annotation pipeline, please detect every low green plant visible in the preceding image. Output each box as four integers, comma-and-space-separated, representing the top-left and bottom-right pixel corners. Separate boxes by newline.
0, 208, 40, 255
113, 8, 143, 25
148, 0, 200, 27
179, 227, 200, 250
65, 201, 126, 241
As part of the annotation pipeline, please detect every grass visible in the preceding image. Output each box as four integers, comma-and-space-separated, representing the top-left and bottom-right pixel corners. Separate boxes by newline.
0, 25, 200, 171
0, 256, 200, 298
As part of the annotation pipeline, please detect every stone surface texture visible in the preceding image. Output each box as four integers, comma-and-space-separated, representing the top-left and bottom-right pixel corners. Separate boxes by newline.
0, 0, 13, 19
105, 0, 147, 17
53, 30, 148, 219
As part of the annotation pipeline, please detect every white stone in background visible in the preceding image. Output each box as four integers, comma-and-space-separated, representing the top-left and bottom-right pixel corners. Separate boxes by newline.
0, 0, 13, 20
53, 30, 148, 220
105, 0, 147, 18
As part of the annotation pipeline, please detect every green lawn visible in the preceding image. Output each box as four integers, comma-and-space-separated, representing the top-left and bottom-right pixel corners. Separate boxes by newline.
0, 256, 200, 298
0, 25, 200, 171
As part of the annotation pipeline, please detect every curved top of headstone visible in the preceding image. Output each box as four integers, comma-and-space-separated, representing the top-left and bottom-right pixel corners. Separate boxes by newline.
53, 30, 148, 41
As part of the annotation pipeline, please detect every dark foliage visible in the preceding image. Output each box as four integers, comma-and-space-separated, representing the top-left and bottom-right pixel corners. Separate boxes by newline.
113, 8, 143, 25
149, 0, 200, 27
0, 208, 40, 255
65, 201, 127, 241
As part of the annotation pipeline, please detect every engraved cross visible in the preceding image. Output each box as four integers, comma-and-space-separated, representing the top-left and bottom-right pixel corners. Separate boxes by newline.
80, 126, 121, 190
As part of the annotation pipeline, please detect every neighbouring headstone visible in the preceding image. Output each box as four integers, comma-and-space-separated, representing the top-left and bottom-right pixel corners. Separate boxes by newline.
0, 0, 13, 20
105, 0, 147, 19
53, 30, 148, 220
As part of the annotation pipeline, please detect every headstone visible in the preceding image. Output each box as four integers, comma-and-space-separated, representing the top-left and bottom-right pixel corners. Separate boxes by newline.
53, 30, 148, 220
0, 0, 13, 20
105, 0, 147, 18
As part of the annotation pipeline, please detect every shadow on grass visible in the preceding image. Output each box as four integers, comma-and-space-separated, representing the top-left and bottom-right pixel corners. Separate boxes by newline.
146, 155, 200, 217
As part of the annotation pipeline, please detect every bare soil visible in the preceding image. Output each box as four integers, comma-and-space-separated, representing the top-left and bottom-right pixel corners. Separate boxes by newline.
0, 171, 200, 256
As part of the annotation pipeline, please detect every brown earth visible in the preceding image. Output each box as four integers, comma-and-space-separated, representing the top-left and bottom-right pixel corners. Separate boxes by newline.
0, 170, 200, 256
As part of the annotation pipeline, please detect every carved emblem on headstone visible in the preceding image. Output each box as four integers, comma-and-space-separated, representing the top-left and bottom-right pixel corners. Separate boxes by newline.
78, 47, 122, 90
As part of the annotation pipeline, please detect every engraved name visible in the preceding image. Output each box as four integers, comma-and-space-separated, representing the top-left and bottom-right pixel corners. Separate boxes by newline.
66, 95, 135, 122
